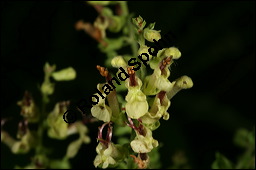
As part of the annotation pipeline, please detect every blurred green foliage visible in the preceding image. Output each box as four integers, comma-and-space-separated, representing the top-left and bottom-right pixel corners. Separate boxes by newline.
1, 1, 255, 169
212, 128, 255, 169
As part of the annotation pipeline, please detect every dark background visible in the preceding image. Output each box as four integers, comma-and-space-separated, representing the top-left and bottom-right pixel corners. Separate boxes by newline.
1, 1, 255, 169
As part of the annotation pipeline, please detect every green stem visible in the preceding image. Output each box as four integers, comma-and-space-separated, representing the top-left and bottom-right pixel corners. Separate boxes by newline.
107, 90, 121, 122
35, 85, 48, 155
120, 1, 148, 81
235, 146, 255, 169
120, 1, 138, 57
36, 124, 44, 154
129, 25, 138, 58
119, 1, 128, 16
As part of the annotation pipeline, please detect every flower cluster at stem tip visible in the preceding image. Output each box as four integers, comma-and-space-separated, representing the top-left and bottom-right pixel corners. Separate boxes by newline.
72, 1, 193, 169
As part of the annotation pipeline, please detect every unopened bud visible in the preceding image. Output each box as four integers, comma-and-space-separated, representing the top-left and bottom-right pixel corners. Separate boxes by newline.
132, 16, 146, 30
143, 28, 161, 42
167, 75, 193, 99
111, 56, 127, 68
138, 45, 152, 60
51, 67, 76, 81
164, 47, 181, 59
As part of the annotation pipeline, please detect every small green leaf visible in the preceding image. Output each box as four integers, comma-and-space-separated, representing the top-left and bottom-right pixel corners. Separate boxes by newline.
143, 28, 161, 42
148, 22, 156, 30
211, 152, 233, 169
233, 128, 250, 148
49, 159, 71, 169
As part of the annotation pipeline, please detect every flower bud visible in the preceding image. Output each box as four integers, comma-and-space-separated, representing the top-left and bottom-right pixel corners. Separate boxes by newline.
167, 75, 193, 99
164, 47, 181, 59
51, 67, 76, 81
143, 28, 161, 42
41, 81, 54, 95
44, 62, 56, 74
175, 75, 193, 89
108, 16, 125, 33
138, 45, 152, 60
111, 56, 127, 68
132, 16, 146, 30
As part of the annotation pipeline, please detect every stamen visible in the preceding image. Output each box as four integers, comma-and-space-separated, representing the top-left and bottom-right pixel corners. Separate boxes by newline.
127, 67, 137, 86
126, 117, 136, 129
137, 119, 146, 136
159, 57, 172, 75
1, 118, 12, 128
115, 3, 122, 15
17, 120, 28, 138
23, 91, 32, 106
130, 154, 137, 160
96, 65, 112, 81
106, 123, 113, 142
135, 17, 143, 27
157, 91, 166, 105
97, 126, 102, 140
139, 153, 148, 161
92, 4, 103, 14
97, 122, 113, 148
126, 117, 146, 136
79, 22, 107, 47
59, 101, 70, 114
97, 122, 108, 141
